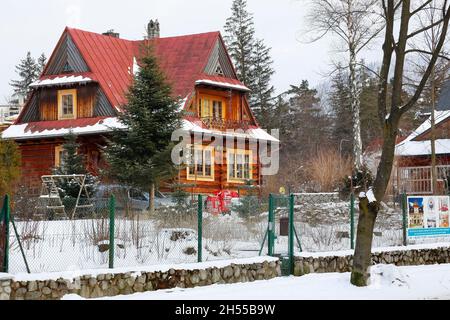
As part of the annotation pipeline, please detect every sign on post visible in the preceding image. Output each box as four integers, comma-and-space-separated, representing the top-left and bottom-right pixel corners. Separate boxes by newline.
407, 195, 450, 237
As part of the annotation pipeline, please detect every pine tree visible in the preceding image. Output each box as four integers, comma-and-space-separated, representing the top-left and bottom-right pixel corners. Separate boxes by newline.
0, 139, 21, 196
105, 45, 182, 212
53, 132, 98, 200
37, 53, 47, 76
9, 52, 39, 98
329, 66, 352, 157
224, 0, 256, 88
251, 39, 275, 125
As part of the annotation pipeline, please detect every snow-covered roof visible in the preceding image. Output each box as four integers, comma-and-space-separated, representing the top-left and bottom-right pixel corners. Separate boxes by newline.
195, 79, 250, 92
181, 119, 279, 142
2, 117, 125, 140
395, 110, 450, 156
395, 139, 450, 156
29, 75, 94, 88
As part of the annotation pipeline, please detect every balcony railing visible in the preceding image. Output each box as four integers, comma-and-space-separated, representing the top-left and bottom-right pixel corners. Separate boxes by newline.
396, 165, 450, 194
200, 117, 251, 131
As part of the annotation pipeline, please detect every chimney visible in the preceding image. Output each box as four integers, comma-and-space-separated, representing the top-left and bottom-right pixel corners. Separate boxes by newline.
147, 19, 160, 39
102, 29, 120, 38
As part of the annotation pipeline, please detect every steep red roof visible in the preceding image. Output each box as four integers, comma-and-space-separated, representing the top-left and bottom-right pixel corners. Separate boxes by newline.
65, 28, 224, 111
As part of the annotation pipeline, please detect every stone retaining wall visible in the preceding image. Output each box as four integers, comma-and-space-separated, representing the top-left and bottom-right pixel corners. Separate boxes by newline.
294, 245, 450, 276
0, 258, 280, 300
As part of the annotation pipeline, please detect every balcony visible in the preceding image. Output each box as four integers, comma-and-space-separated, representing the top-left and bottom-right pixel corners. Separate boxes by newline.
200, 117, 251, 131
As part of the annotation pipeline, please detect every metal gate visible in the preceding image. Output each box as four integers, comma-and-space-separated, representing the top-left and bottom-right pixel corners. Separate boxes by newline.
266, 194, 302, 276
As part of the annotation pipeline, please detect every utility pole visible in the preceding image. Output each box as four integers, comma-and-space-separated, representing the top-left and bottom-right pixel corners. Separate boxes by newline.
431, 65, 437, 195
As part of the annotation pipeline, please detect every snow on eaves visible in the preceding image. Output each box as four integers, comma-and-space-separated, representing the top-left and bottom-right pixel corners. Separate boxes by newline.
195, 79, 250, 92
29, 75, 94, 88
395, 139, 450, 156
395, 110, 450, 156
2, 117, 126, 140
181, 119, 279, 142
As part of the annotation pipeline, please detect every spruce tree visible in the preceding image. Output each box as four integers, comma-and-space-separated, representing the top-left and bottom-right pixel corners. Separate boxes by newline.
251, 39, 275, 126
105, 45, 182, 212
37, 53, 47, 76
224, 0, 256, 88
10, 52, 39, 98
329, 66, 352, 157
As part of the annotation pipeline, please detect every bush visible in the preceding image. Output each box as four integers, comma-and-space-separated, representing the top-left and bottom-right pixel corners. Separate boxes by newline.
305, 149, 352, 192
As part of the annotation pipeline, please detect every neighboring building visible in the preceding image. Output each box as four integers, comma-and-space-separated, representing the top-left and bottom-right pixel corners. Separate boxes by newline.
2, 21, 278, 195
395, 80, 450, 195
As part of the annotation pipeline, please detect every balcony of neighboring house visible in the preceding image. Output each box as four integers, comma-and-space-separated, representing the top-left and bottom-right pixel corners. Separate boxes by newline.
396, 165, 450, 195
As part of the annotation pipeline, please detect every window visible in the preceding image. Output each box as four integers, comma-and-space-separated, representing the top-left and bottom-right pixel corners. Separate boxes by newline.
198, 97, 225, 119
186, 145, 214, 181
227, 149, 252, 182
58, 89, 77, 119
215, 65, 224, 76
54, 145, 67, 167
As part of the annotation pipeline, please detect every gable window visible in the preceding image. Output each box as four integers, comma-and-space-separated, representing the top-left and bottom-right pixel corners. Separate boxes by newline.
199, 97, 225, 120
58, 89, 77, 119
215, 65, 224, 76
186, 145, 214, 181
227, 149, 252, 182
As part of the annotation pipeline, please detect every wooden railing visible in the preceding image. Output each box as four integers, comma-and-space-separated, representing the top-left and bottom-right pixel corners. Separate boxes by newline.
200, 117, 251, 131
396, 165, 450, 194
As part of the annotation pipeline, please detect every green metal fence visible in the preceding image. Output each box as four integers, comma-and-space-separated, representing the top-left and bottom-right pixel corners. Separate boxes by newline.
0, 195, 10, 273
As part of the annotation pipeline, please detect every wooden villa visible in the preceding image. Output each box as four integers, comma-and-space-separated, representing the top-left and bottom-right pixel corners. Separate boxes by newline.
2, 20, 278, 195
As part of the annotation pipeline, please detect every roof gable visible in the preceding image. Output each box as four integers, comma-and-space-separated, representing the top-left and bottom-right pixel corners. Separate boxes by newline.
43, 31, 89, 75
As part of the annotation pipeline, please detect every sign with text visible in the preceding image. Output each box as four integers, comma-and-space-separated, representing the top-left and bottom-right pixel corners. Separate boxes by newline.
407, 196, 450, 237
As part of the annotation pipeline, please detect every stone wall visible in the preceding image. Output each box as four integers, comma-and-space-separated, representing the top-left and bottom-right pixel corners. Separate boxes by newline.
0, 258, 280, 300
294, 245, 450, 276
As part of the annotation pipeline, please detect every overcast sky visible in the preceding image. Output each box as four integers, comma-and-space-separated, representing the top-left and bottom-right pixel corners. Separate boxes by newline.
0, 0, 382, 103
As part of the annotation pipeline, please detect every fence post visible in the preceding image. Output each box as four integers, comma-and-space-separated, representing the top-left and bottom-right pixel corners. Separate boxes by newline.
402, 192, 408, 246
109, 194, 115, 269
288, 193, 294, 275
2, 195, 10, 273
350, 193, 355, 250
197, 194, 203, 263
268, 194, 274, 256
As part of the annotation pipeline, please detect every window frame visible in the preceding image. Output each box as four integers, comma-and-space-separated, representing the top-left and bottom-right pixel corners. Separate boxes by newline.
227, 149, 253, 183
198, 95, 226, 119
57, 89, 77, 119
54, 145, 66, 167
186, 144, 215, 182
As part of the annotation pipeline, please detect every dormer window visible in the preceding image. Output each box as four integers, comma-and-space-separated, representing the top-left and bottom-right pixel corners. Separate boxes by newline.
58, 89, 77, 119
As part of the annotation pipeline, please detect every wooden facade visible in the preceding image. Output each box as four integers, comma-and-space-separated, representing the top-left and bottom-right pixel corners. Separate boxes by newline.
4, 27, 276, 196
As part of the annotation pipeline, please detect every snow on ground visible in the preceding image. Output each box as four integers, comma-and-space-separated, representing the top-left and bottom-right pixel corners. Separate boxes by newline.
63, 263, 450, 300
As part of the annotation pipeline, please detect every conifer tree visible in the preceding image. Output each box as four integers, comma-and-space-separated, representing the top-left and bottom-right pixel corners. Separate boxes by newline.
10, 52, 39, 98
251, 39, 275, 125
224, 0, 256, 88
53, 132, 97, 200
105, 45, 182, 213
37, 53, 47, 76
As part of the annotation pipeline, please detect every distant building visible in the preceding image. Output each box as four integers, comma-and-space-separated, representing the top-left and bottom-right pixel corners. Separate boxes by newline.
395, 80, 450, 194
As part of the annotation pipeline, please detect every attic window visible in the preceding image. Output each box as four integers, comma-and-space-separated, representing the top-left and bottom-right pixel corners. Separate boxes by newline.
62, 62, 73, 73
215, 65, 224, 76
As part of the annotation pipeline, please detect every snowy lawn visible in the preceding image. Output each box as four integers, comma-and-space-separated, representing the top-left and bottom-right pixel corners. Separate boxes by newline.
63, 263, 450, 300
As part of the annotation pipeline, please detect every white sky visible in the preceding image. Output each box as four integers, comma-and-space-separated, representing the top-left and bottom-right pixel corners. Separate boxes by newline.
0, 0, 382, 103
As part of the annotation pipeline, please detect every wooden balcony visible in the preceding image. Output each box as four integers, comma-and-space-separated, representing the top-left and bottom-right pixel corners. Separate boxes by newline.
200, 117, 251, 131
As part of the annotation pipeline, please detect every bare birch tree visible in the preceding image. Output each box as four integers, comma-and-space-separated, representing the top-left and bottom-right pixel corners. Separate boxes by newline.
352, 0, 450, 286
306, 0, 384, 170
